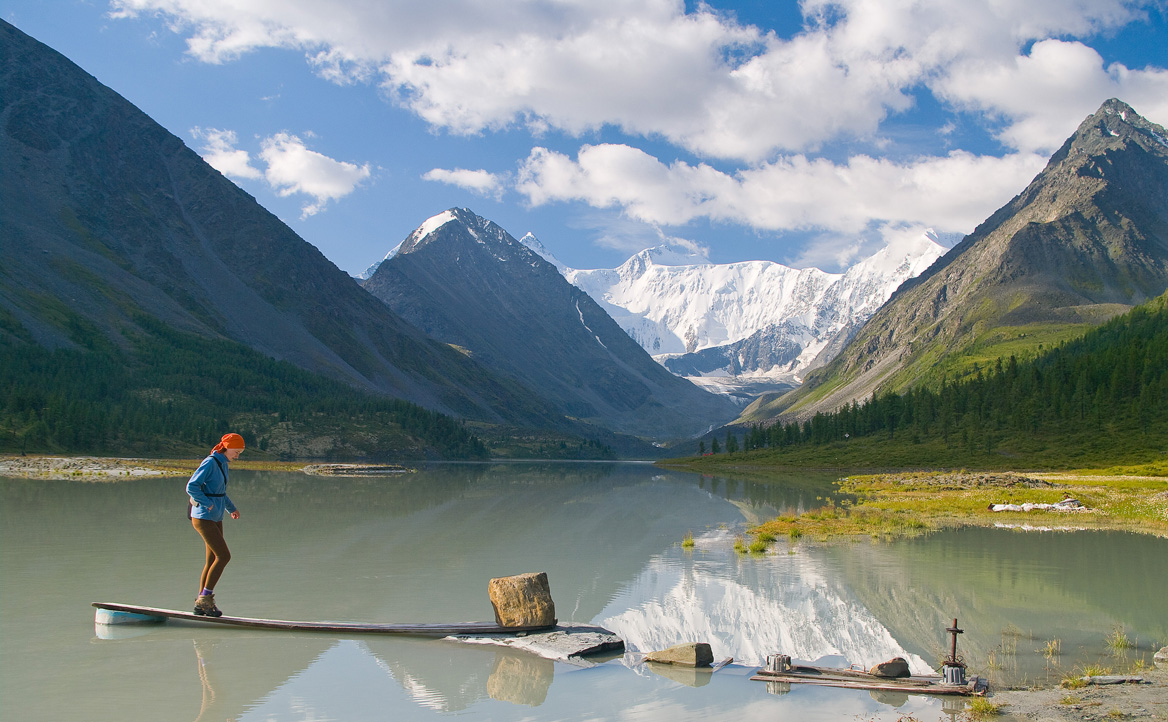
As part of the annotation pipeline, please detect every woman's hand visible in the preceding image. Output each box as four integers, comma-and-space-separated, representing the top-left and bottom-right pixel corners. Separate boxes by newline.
230, 510, 240, 520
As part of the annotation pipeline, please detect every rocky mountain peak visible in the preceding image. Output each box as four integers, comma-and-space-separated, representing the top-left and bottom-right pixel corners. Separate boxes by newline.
1074, 98, 1166, 150
362, 209, 738, 438
742, 98, 1168, 425
397, 207, 512, 256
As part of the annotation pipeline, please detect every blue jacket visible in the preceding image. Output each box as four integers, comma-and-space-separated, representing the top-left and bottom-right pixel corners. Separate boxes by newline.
186, 452, 237, 522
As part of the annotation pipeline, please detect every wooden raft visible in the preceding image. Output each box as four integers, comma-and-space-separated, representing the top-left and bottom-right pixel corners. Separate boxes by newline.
93, 602, 555, 636
751, 664, 987, 696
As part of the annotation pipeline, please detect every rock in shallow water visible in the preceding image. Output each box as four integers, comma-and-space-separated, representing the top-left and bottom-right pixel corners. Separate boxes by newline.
645, 642, 714, 667
869, 657, 911, 678
449, 623, 624, 664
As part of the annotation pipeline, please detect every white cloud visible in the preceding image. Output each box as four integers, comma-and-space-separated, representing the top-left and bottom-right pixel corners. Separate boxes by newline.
422, 167, 505, 200
124, 0, 1166, 246
258, 132, 371, 218
565, 211, 713, 258
191, 127, 262, 180
934, 39, 1168, 153
788, 222, 943, 271
517, 144, 1047, 236
110, 0, 1167, 161
190, 127, 371, 215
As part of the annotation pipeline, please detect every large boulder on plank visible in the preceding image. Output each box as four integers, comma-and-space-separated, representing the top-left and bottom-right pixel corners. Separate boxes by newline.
488, 572, 556, 628
645, 642, 714, 667
869, 657, 911, 678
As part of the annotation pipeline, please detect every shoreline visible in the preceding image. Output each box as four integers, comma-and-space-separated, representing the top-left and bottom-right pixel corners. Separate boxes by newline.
988, 664, 1167, 720
748, 470, 1168, 542
0, 454, 315, 480
0, 455, 194, 480
0, 455, 415, 480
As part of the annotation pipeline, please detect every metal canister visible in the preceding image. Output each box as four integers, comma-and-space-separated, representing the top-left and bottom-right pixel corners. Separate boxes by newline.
942, 664, 966, 685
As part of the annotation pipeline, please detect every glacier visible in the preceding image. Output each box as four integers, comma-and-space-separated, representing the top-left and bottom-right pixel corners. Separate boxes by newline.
521, 231, 947, 392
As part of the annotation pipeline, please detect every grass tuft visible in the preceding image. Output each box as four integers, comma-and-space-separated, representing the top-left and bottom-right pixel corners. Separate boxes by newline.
1040, 638, 1061, 659
965, 697, 1001, 718
1105, 626, 1134, 652
681, 531, 695, 548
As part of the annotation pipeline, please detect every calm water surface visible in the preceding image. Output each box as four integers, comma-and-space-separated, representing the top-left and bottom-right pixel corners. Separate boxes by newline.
1, 462, 1164, 721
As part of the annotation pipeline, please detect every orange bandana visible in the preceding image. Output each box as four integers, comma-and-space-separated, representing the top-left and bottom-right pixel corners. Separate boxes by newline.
211, 433, 245, 454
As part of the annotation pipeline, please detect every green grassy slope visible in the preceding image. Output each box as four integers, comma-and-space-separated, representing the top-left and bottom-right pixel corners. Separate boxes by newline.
674, 290, 1168, 471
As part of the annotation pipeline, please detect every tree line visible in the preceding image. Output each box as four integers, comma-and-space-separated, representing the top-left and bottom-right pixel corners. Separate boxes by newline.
728, 293, 1168, 460
1, 315, 488, 458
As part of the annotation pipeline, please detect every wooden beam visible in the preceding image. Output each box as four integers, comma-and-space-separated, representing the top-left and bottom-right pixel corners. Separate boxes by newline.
92, 602, 554, 636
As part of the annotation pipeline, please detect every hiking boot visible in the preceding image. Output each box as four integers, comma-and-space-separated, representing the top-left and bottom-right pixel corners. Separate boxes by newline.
194, 594, 222, 617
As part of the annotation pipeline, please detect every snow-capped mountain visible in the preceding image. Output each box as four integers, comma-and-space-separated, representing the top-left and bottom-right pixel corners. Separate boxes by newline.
355, 240, 404, 280
361, 208, 738, 439
520, 231, 948, 395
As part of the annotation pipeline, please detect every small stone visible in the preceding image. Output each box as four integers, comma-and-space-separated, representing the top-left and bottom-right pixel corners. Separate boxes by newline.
645, 642, 714, 667
1155, 646, 1168, 665
488, 572, 556, 628
869, 657, 911, 678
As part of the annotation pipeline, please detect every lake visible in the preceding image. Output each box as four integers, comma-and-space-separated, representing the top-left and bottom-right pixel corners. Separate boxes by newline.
1, 462, 1164, 721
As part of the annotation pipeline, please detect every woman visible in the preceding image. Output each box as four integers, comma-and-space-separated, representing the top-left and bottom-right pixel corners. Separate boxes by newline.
186, 433, 244, 617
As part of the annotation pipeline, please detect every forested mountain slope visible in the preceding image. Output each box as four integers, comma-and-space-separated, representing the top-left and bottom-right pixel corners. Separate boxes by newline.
730, 289, 1168, 469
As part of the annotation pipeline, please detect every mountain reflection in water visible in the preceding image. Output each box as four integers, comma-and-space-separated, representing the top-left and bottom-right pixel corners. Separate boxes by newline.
598, 537, 932, 672
3, 463, 1163, 721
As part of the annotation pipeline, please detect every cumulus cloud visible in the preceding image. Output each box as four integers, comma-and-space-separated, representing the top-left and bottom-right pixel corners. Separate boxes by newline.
124, 0, 1166, 243
935, 39, 1168, 153
422, 167, 506, 200
565, 211, 713, 258
789, 223, 941, 271
190, 127, 371, 216
516, 144, 1048, 235
259, 132, 372, 218
192, 127, 262, 180
111, 0, 1167, 161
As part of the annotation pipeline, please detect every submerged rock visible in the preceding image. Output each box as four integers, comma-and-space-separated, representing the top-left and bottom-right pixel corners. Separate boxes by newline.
869, 657, 911, 678
645, 642, 714, 667
450, 623, 624, 664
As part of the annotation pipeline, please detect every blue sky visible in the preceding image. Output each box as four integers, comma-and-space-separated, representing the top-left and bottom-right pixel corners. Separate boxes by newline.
6, 0, 1167, 275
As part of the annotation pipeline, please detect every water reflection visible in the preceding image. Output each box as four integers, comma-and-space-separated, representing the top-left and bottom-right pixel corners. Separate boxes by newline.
645, 661, 713, 687
598, 540, 932, 672
487, 653, 555, 706
3, 463, 1164, 721
835, 527, 1168, 685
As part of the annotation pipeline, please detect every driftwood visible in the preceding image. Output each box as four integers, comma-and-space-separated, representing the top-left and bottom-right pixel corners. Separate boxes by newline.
751, 663, 987, 696
1081, 675, 1148, 685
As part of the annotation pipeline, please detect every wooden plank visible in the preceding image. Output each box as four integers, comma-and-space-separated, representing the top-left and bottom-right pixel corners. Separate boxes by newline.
92, 602, 554, 636
750, 667, 983, 696
756, 664, 943, 686
750, 673, 981, 696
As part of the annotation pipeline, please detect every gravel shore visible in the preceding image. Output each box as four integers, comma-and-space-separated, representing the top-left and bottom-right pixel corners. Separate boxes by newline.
0, 455, 185, 480
990, 663, 1166, 720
